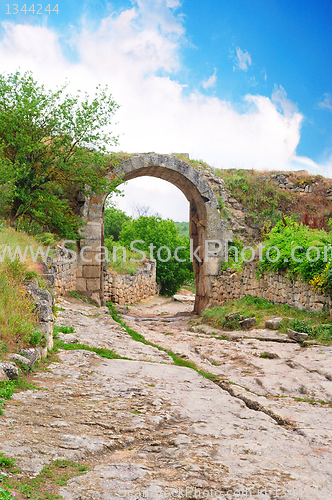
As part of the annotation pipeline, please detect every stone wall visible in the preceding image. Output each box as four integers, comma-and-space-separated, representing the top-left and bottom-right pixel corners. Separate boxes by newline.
211, 261, 332, 313
42, 248, 77, 295
104, 261, 157, 305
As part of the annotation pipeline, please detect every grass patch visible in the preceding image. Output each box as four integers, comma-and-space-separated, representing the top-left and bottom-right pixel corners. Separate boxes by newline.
53, 337, 128, 361
201, 295, 332, 343
0, 377, 44, 416
0, 455, 89, 499
172, 154, 210, 173
0, 259, 41, 353
105, 239, 142, 275
281, 318, 332, 344
53, 325, 75, 336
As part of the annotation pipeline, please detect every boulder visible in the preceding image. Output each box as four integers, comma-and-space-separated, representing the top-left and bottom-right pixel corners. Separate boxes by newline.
239, 317, 256, 329
265, 317, 283, 330
287, 328, 308, 343
0, 362, 19, 380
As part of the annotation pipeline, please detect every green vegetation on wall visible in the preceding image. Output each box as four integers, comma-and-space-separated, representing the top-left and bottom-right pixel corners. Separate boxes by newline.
258, 216, 332, 294
216, 169, 295, 226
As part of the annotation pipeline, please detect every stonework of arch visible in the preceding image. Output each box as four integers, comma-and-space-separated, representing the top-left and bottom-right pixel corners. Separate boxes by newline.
76, 153, 227, 313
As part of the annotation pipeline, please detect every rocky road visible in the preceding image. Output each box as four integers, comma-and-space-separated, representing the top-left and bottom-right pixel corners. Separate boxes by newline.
0, 294, 331, 499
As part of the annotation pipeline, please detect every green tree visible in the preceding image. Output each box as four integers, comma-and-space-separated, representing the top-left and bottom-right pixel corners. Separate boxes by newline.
0, 71, 121, 238
104, 204, 131, 241
118, 216, 194, 295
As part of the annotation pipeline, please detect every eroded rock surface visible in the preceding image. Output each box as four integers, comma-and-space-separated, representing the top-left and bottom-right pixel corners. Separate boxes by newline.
0, 295, 331, 499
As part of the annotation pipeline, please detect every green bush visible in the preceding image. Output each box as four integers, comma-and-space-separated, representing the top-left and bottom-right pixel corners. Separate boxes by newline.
258, 216, 332, 292
25, 329, 45, 347
104, 204, 131, 241
288, 319, 313, 334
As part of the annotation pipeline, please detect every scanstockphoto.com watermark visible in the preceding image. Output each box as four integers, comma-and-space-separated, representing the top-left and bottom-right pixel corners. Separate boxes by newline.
117, 484, 329, 499
1, 240, 332, 265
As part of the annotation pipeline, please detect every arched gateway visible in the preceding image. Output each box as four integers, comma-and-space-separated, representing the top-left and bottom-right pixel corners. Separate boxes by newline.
76, 154, 227, 313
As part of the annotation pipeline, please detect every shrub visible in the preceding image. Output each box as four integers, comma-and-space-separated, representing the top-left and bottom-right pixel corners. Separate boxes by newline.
258, 216, 332, 290
288, 319, 312, 334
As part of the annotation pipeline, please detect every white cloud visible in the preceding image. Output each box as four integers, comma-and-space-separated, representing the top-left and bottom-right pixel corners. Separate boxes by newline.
0, 0, 325, 203
318, 93, 332, 112
202, 69, 217, 89
234, 46, 252, 71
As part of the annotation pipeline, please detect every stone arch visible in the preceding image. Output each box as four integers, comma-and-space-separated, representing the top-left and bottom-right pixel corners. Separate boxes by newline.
76, 154, 227, 313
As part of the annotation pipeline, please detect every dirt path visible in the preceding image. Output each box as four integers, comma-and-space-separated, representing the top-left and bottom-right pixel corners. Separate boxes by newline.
1, 294, 331, 499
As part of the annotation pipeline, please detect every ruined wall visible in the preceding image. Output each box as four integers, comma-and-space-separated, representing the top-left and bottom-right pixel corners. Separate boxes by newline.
104, 261, 157, 305
42, 248, 77, 296
211, 261, 332, 314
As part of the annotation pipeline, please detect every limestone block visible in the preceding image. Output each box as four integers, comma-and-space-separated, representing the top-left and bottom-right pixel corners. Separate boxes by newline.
287, 328, 308, 342
265, 318, 283, 330
239, 317, 256, 329
76, 278, 87, 292
86, 278, 101, 290
83, 266, 101, 279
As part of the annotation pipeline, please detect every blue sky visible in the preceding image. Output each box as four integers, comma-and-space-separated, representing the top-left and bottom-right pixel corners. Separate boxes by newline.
0, 0, 331, 219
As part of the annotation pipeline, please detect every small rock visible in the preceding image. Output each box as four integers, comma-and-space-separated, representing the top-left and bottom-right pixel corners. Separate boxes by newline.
265, 317, 283, 330
287, 328, 308, 343
9, 354, 32, 367
239, 317, 256, 329
0, 362, 19, 380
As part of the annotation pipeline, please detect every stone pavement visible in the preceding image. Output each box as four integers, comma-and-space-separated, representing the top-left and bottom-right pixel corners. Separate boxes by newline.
0, 296, 331, 499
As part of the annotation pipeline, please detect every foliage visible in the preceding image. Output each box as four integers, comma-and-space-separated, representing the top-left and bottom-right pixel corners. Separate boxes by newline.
0, 71, 121, 239
258, 216, 332, 292
287, 319, 313, 334
104, 204, 131, 241
25, 328, 45, 347
174, 221, 189, 239
118, 216, 194, 295
221, 238, 244, 271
